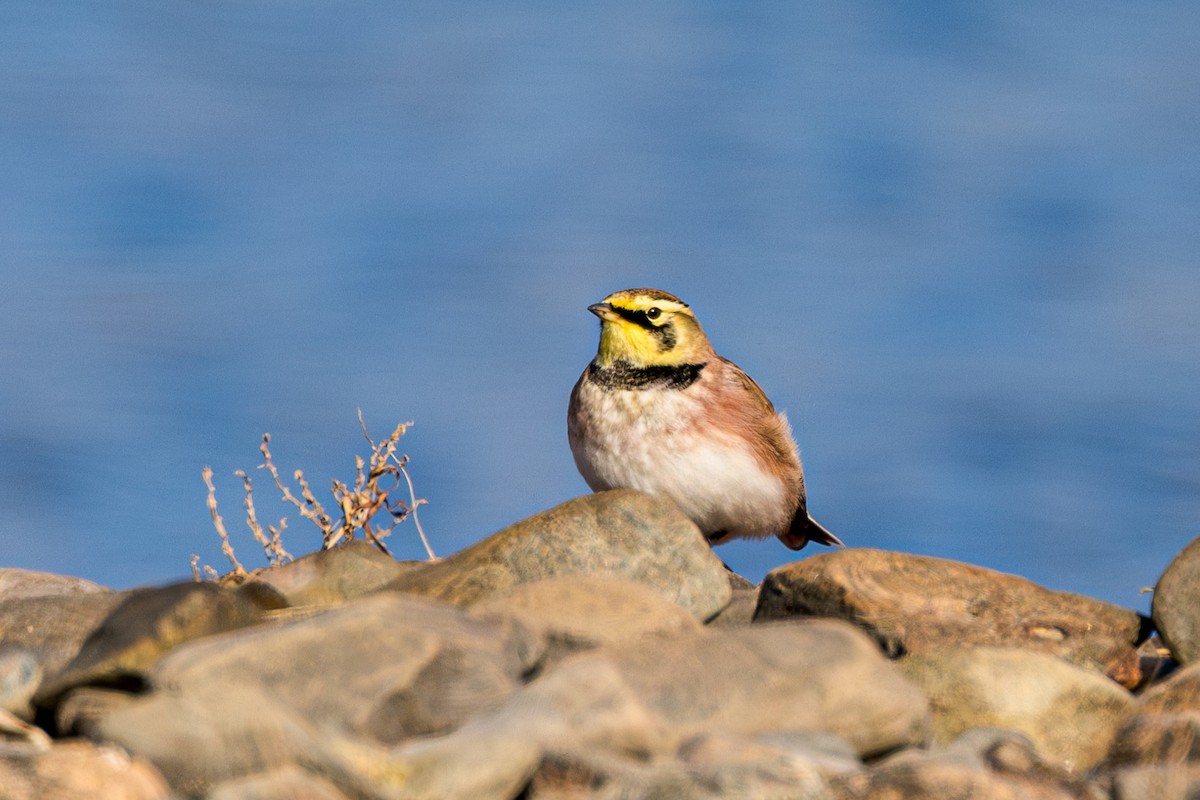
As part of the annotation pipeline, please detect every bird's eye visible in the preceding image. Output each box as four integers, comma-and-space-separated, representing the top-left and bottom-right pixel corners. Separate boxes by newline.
646, 307, 662, 320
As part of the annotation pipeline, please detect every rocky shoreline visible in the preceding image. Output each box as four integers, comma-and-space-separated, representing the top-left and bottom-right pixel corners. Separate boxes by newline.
1, 488, 1197, 799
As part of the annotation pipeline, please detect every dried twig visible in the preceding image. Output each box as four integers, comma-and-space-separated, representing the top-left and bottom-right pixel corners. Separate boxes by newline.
202, 466, 246, 577
200, 415, 434, 581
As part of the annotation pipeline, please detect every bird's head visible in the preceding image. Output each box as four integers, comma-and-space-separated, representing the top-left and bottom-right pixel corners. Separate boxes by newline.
588, 288, 713, 367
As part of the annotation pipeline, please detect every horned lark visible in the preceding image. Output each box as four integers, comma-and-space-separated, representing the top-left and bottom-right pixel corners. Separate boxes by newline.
568, 288, 843, 551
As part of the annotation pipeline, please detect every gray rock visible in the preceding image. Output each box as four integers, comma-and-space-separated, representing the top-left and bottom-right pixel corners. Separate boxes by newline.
1153, 535, 1200, 665
0, 568, 110, 600
563, 619, 930, 758
468, 575, 701, 663
301, 657, 665, 800
706, 585, 759, 627
242, 539, 423, 607
34, 581, 287, 708
385, 490, 732, 621
757, 549, 1144, 686
0, 739, 171, 800
0, 591, 126, 719
93, 593, 545, 793
900, 645, 1136, 773
150, 592, 542, 742
95, 682, 304, 797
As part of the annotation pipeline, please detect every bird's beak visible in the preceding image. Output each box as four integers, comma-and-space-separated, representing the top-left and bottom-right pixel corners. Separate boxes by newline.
588, 302, 618, 321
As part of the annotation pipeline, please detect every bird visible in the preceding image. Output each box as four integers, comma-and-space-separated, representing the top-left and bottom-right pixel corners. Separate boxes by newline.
567, 287, 843, 551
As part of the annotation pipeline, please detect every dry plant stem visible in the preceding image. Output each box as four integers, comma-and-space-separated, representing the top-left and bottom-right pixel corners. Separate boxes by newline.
259, 434, 334, 543
400, 458, 434, 560
234, 469, 293, 565
202, 466, 247, 577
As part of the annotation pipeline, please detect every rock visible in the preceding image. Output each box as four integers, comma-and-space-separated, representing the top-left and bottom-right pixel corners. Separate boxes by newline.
0, 591, 126, 718
385, 490, 732, 621
0, 739, 171, 800
205, 765, 351, 800
1135, 659, 1200, 715
469, 575, 701, 663
242, 539, 423, 607
563, 619, 930, 758
34, 580, 287, 707
92, 593, 544, 792
900, 645, 1135, 773
1152, 535, 1200, 665
54, 686, 139, 737
528, 742, 838, 800
94, 682, 304, 797
834, 728, 1102, 800
0, 568, 110, 600
1106, 659, 1200, 771
1108, 712, 1200, 765
300, 656, 666, 800
706, 585, 759, 627
151, 592, 541, 742
0, 707, 51, 750
1108, 764, 1200, 799
0, 650, 40, 718
757, 549, 1144, 685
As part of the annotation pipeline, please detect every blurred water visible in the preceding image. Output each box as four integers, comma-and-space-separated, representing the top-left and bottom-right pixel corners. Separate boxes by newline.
2, 3, 1197, 611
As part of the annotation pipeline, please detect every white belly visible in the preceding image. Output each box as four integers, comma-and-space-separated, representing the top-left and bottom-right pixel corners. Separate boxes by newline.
570, 380, 789, 539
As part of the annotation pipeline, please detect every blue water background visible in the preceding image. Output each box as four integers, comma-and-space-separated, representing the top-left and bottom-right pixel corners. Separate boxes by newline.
2, 4, 1198, 611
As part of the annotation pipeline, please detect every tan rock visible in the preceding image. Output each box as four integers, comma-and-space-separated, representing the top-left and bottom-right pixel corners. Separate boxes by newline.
0, 568, 110, 600
386, 490, 732, 621
0, 739, 170, 800
757, 549, 1143, 685
1153, 536, 1200, 665
469, 574, 701, 659
35, 580, 286, 707
901, 645, 1135, 773
572, 619, 931, 758
243, 539, 423, 607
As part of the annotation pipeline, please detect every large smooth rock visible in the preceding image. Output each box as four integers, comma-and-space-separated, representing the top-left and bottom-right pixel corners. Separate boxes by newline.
93, 592, 545, 793
242, 539, 423, 607
35, 580, 286, 707
0, 591, 126, 718
565, 619, 931, 758
94, 682, 306, 797
0, 739, 170, 800
0, 568, 110, 600
757, 549, 1144, 685
156, 592, 540, 741
901, 645, 1135, 773
469, 575, 701, 662
1152, 535, 1200, 665
385, 490, 732, 621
